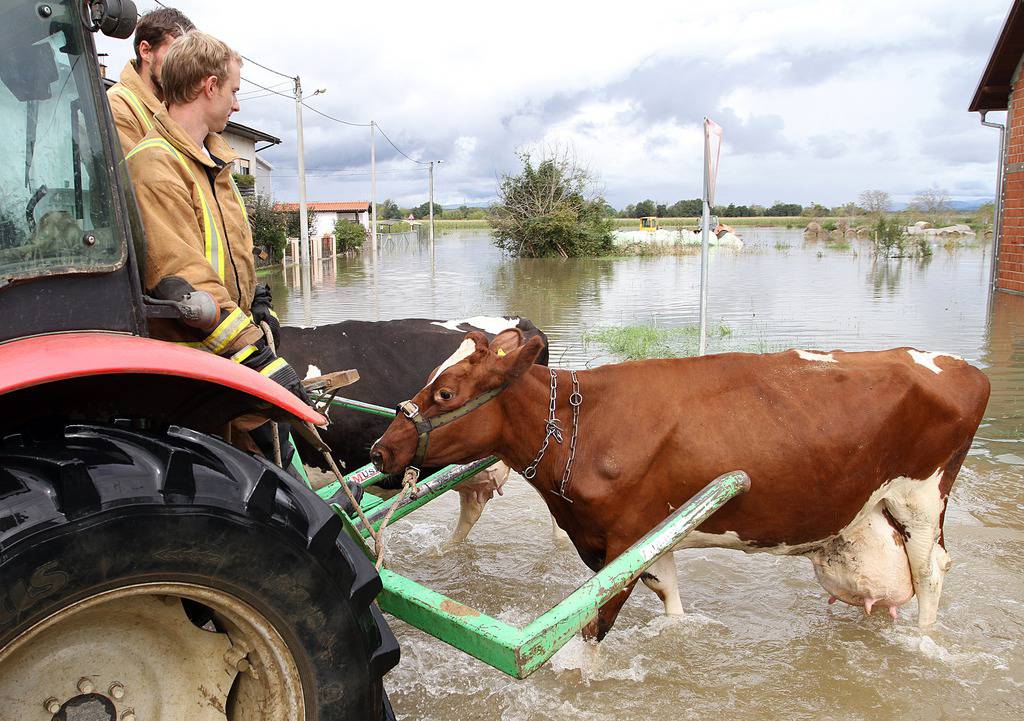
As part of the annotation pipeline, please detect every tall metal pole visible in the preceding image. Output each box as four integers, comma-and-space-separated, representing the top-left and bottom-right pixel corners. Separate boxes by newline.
294, 75, 310, 265
698, 119, 711, 356
370, 120, 377, 256
428, 160, 435, 247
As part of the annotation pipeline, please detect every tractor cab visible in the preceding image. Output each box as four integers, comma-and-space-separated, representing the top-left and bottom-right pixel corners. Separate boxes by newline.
640, 215, 659, 231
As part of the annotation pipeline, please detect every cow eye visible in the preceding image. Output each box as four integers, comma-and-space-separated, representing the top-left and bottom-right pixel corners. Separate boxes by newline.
437, 389, 454, 402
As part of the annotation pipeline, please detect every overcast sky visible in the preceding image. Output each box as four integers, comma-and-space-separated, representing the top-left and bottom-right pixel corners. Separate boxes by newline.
98, 0, 1010, 210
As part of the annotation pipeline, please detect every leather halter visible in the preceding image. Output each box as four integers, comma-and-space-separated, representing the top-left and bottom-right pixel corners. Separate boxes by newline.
396, 383, 509, 470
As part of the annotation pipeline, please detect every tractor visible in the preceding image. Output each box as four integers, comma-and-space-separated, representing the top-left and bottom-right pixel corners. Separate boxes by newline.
0, 2, 747, 718
0, 2, 398, 718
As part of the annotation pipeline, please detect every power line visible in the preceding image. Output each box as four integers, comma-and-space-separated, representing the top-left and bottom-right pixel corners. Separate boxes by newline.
374, 123, 427, 165
300, 101, 370, 128
240, 75, 295, 100
151, 0, 295, 80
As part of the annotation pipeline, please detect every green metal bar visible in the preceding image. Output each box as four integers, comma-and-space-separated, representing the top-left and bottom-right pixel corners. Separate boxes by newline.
324, 395, 397, 418
376, 471, 750, 678
286, 432, 312, 488
360, 457, 498, 534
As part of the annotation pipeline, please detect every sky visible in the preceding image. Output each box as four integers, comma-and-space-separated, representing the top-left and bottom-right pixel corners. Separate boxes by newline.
97, 0, 1012, 210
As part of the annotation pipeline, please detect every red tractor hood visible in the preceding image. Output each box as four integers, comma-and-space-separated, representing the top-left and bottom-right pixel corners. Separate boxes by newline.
0, 333, 326, 426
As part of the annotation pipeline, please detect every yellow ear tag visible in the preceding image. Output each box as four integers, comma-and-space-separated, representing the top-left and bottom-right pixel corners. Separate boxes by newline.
497, 348, 507, 357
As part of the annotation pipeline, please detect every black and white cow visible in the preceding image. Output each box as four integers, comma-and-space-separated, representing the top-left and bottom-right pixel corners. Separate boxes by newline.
281, 316, 549, 542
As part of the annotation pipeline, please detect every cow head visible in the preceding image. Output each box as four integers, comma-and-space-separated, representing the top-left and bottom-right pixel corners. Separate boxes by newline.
370, 328, 545, 473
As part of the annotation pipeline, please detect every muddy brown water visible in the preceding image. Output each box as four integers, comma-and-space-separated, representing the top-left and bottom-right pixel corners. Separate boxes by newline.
268, 229, 1023, 720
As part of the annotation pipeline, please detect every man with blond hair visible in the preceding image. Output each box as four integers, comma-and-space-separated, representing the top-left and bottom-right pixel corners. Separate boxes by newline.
107, 7, 195, 152
126, 32, 309, 471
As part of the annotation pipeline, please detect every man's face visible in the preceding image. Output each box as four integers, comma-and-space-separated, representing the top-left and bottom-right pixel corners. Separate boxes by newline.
140, 34, 177, 95
208, 59, 240, 133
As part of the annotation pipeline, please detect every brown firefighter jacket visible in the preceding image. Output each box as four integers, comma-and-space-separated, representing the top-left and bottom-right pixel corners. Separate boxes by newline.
107, 61, 164, 153
125, 111, 263, 357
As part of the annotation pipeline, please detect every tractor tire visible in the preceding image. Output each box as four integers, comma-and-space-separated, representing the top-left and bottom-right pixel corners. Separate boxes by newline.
0, 423, 399, 721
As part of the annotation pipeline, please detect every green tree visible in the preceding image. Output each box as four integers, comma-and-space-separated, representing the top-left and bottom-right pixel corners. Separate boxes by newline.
666, 199, 702, 217
245, 193, 286, 261
802, 202, 830, 217
489, 149, 614, 258
378, 199, 402, 220
765, 202, 803, 216
333, 219, 366, 252
634, 199, 656, 217
282, 208, 317, 239
410, 201, 443, 220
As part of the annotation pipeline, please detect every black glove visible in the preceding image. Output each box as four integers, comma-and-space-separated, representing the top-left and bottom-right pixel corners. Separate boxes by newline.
250, 283, 281, 350
240, 341, 311, 406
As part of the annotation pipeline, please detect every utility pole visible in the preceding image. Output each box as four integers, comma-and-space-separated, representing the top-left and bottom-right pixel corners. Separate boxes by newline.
294, 75, 310, 265
428, 160, 435, 246
370, 120, 377, 255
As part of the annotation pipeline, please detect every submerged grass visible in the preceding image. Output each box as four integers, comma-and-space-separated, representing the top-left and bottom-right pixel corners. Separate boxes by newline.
583, 324, 732, 360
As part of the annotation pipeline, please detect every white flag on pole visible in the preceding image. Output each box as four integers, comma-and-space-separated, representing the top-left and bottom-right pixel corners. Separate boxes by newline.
704, 118, 723, 207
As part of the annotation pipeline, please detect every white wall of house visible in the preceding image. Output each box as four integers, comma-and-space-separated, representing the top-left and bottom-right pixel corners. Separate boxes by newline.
254, 156, 274, 197
312, 210, 370, 237
221, 130, 256, 176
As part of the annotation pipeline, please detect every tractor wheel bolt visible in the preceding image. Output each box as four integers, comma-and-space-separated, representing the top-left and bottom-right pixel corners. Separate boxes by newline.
44, 697, 61, 714
109, 682, 126, 699
77, 678, 94, 694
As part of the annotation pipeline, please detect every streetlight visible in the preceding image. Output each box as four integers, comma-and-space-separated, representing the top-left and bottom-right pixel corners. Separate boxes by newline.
293, 82, 327, 265
429, 159, 444, 246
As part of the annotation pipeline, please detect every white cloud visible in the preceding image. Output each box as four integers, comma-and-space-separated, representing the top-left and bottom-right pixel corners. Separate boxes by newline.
98, 0, 1010, 209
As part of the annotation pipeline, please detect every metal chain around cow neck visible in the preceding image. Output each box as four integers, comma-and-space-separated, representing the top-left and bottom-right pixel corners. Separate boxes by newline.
521, 368, 582, 503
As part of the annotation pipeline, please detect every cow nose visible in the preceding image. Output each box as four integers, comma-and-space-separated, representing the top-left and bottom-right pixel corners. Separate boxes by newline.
370, 448, 385, 471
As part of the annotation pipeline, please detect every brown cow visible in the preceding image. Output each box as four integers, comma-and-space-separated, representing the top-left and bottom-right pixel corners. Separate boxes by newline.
370, 330, 989, 641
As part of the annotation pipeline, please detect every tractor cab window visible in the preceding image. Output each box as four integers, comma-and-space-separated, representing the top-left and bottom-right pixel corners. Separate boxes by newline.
0, 0, 122, 285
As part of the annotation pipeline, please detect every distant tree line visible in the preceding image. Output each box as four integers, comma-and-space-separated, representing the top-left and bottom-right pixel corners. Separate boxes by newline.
611, 186, 961, 219
376, 198, 447, 220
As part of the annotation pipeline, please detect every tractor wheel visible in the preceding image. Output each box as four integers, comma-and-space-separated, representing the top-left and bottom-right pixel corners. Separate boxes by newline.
0, 423, 399, 720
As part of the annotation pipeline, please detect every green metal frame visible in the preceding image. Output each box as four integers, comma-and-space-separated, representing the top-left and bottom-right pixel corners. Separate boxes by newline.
311, 395, 750, 678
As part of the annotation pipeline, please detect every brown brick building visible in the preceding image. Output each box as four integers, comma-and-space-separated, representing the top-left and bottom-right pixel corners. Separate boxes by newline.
971, 1, 1024, 295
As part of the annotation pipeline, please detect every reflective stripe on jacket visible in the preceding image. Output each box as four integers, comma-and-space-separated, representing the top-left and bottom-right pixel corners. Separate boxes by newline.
125, 112, 261, 356
107, 61, 163, 153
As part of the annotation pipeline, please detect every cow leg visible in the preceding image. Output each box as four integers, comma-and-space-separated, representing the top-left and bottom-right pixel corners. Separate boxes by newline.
883, 471, 951, 627
450, 488, 487, 544
640, 552, 683, 615
581, 584, 635, 643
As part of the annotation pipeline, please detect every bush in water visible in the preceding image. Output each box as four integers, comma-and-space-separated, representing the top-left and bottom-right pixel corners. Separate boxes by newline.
334, 219, 366, 253
489, 148, 613, 258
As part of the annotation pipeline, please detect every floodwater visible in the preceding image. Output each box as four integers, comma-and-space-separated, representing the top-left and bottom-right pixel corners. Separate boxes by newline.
267, 229, 1024, 720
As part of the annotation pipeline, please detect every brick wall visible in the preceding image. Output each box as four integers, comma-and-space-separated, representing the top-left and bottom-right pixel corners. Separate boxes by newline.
999, 63, 1024, 293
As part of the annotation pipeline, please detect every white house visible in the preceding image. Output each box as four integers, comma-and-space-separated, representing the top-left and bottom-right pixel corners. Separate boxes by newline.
220, 120, 281, 197
273, 202, 371, 237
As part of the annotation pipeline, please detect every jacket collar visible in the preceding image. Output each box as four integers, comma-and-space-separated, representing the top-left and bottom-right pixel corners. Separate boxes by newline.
117, 60, 164, 117
152, 110, 240, 171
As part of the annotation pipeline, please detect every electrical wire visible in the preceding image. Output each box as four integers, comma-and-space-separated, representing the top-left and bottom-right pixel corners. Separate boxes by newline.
300, 101, 370, 128
149, 0, 438, 169
374, 123, 427, 165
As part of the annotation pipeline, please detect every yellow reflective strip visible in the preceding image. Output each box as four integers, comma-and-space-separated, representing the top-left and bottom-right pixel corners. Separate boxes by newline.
203, 307, 249, 355
230, 344, 258, 364
230, 177, 249, 223
269, 309, 279, 320
125, 139, 225, 283
259, 357, 287, 376
113, 87, 153, 130
173, 341, 206, 349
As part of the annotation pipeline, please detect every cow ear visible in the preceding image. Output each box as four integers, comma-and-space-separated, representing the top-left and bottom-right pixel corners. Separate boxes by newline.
489, 328, 524, 357
497, 335, 545, 380
465, 331, 490, 355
